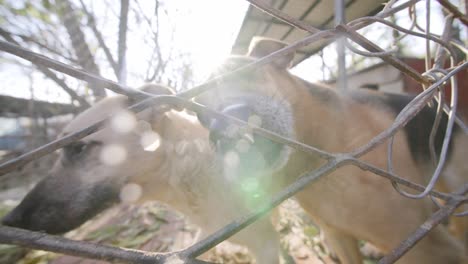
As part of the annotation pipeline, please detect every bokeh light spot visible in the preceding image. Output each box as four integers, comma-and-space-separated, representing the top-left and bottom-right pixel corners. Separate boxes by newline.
236, 138, 251, 153
100, 144, 127, 166
111, 110, 137, 134
224, 151, 240, 168
248, 114, 262, 127
241, 177, 259, 193
225, 124, 239, 138
120, 183, 142, 203
140, 131, 161, 152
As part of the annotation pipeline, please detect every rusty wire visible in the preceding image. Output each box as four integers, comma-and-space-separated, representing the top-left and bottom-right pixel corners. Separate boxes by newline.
0, 0, 467, 263
387, 13, 458, 200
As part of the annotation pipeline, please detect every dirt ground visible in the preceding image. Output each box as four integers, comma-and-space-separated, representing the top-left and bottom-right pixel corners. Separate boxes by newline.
0, 200, 381, 264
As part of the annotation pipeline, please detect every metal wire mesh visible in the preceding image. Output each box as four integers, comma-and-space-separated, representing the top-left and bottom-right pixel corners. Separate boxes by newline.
0, 0, 467, 263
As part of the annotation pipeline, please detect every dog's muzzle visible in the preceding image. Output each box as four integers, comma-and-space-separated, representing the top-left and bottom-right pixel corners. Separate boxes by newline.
198, 102, 285, 172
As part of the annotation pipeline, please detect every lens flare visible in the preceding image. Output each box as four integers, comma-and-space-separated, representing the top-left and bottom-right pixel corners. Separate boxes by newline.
241, 177, 259, 193
239, 177, 267, 210
111, 110, 137, 134
140, 131, 161, 152
224, 151, 240, 168
236, 138, 251, 153
119, 183, 142, 203
225, 124, 239, 138
248, 114, 262, 127
100, 144, 127, 166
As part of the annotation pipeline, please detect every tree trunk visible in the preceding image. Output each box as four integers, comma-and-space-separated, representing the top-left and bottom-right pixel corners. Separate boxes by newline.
57, 0, 106, 99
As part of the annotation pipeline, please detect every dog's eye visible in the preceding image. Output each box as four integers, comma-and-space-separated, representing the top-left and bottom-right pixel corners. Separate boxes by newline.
64, 141, 87, 160
63, 141, 100, 162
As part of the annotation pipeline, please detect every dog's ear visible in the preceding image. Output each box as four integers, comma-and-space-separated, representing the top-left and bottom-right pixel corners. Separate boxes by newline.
139, 83, 175, 96
247, 37, 294, 69
128, 83, 175, 106
129, 83, 184, 112
126, 83, 176, 131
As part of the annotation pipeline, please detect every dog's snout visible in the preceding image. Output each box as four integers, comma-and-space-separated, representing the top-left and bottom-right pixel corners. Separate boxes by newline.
2, 174, 120, 234
209, 103, 252, 133
204, 103, 287, 172
198, 102, 252, 128
196, 111, 212, 129
2, 209, 24, 228
204, 103, 252, 148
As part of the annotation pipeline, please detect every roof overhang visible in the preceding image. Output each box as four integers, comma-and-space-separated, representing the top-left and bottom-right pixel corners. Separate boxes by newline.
232, 0, 387, 65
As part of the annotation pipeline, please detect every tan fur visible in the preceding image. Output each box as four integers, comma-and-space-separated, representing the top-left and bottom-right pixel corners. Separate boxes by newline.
54, 85, 281, 263
196, 38, 468, 263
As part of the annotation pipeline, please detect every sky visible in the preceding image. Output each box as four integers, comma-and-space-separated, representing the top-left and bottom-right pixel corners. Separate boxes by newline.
0, 0, 248, 136
0, 0, 249, 102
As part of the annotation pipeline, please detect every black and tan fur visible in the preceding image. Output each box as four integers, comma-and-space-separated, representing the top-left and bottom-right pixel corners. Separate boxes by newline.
196, 37, 468, 264
1, 84, 282, 263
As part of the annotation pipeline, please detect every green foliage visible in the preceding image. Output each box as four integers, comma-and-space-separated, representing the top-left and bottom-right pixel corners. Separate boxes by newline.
17, 250, 57, 264
303, 224, 319, 237
0, 244, 28, 264
84, 225, 124, 242
41, 0, 51, 10
0, 203, 13, 219
82, 204, 170, 250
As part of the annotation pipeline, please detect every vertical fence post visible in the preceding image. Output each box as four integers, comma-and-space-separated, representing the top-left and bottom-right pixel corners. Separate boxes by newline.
335, 0, 347, 91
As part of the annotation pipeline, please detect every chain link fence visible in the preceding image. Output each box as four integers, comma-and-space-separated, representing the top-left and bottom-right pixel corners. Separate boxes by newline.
0, 0, 467, 263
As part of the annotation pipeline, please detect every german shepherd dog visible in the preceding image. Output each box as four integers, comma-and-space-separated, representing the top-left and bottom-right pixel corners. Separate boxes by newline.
1, 84, 282, 263
195, 37, 468, 264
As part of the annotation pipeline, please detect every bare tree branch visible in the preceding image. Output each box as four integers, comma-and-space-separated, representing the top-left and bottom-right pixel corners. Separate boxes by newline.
134, 0, 165, 82
56, 0, 106, 99
0, 28, 78, 63
78, 0, 119, 78
0, 28, 90, 108
0, 40, 143, 99
0, 94, 79, 117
